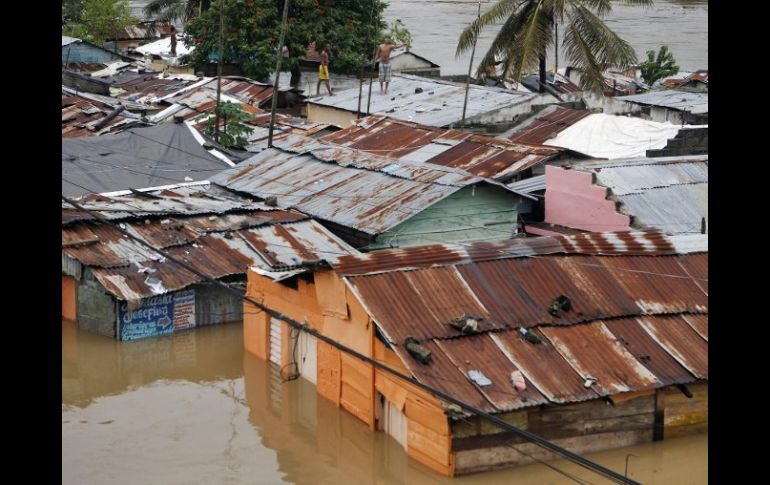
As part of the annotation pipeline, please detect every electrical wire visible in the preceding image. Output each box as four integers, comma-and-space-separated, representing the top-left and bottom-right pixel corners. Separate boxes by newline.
61, 193, 640, 485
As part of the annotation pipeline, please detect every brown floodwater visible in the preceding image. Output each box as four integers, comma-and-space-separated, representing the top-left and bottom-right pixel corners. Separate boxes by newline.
62, 321, 707, 484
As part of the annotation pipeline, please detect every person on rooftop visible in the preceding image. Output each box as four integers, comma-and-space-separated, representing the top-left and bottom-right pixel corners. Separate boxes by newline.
376, 38, 405, 95
317, 44, 334, 96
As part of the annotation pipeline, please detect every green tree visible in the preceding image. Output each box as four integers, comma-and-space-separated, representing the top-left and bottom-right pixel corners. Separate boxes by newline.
62, 0, 85, 26
143, 0, 211, 28
183, 0, 387, 82
63, 0, 136, 45
639, 45, 679, 85
388, 19, 412, 51
457, 0, 653, 93
206, 102, 255, 149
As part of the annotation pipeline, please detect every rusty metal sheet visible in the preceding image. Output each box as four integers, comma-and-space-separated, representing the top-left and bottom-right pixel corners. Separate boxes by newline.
603, 318, 694, 385
490, 330, 596, 404
509, 106, 591, 145
637, 316, 708, 379
540, 323, 661, 395
680, 314, 708, 341
333, 229, 703, 276
434, 334, 548, 411
677, 253, 708, 294
391, 340, 496, 413
596, 256, 707, 315
346, 269, 493, 343
323, 115, 561, 180
210, 146, 460, 236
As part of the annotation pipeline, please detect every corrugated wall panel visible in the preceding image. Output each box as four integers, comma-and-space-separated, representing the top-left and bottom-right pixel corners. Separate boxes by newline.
270, 318, 282, 366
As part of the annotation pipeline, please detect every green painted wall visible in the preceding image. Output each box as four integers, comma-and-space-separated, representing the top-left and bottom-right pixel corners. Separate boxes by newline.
368, 184, 520, 250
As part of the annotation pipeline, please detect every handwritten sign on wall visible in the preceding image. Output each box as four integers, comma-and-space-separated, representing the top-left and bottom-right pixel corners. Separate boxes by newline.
118, 290, 196, 341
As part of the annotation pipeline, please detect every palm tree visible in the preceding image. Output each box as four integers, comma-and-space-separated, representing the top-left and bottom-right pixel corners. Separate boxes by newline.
457, 0, 653, 93
143, 0, 211, 28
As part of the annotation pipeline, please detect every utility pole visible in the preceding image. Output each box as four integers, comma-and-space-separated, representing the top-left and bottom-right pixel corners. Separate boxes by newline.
554, 20, 558, 74
214, 0, 224, 142
267, 0, 291, 148
460, 0, 481, 126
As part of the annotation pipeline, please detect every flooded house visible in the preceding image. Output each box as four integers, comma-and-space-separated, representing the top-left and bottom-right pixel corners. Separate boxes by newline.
544, 156, 708, 236
209, 134, 537, 250
242, 230, 708, 476
61, 184, 357, 341
304, 74, 536, 129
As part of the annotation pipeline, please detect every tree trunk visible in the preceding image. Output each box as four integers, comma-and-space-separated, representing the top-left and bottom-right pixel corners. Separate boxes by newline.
539, 54, 547, 93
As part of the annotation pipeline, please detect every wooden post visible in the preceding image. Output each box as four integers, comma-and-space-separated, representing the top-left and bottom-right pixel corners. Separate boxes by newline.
214, 0, 224, 142
461, 0, 482, 126
653, 388, 665, 441
267, 0, 291, 148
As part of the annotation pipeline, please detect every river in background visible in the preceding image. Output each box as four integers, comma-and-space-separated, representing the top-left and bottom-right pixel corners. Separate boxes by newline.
383, 0, 707, 75
63, 321, 707, 484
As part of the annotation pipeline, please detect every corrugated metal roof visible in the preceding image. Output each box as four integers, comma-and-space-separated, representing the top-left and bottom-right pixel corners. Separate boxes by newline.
63, 187, 358, 300
507, 106, 591, 145
322, 115, 561, 180
507, 175, 545, 194
308, 74, 534, 127
210, 136, 531, 236
342, 246, 707, 412
572, 157, 708, 235
334, 229, 706, 276
62, 91, 146, 138
618, 90, 708, 114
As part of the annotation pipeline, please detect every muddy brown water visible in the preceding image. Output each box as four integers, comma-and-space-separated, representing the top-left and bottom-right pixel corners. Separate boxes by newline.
62, 321, 706, 484
383, 0, 708, 75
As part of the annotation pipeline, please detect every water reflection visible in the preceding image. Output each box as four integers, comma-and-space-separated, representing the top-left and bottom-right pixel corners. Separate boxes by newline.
62, 322, 706, 484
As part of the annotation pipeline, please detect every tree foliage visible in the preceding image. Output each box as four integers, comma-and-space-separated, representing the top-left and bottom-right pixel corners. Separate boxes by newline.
206, 102, 255, 149
143, 0, 212, 34
183, 0, 387, 82
388, 19, 412, 51
457, 0, 654, 93
639, 45, 680, 85
62, 0, 136, 46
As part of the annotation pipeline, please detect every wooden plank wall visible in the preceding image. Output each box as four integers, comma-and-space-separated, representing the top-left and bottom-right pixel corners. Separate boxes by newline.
62, 275, 78, 322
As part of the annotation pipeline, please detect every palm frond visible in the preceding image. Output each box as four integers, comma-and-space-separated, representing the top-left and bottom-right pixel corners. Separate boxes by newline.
456, 0, 525, 56
577, 0, 613, 16
472, 2, 536, 76
144, 0, 184, 17
504, 0, 553, 83
563, 4, 637, 91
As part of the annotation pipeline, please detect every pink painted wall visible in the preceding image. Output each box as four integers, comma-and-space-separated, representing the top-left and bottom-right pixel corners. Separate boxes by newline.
544, 165, 630, 232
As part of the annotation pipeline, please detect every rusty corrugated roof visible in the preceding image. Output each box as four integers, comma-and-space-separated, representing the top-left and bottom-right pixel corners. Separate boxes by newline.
334, 229, 706, 276
342, 243, 707, 413
210, 136, 532, 236
63, 186, 358, 301
508, 106, 591, 145
322, 115, 561, 181
62, 92, 145, 138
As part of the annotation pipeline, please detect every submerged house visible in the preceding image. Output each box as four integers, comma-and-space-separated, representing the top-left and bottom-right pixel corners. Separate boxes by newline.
243, 230, 707, 475
544, 156, 708, 236
62, 184, 357, 340
322, 115, 563, 182
305, 74, 535, 129
210, 134, 536, 250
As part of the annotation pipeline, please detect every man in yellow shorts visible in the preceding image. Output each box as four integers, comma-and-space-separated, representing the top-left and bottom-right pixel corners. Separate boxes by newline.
316, 44, 333, 96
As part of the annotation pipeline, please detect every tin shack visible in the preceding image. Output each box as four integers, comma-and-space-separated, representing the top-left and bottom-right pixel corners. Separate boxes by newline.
243, 230, 708, 475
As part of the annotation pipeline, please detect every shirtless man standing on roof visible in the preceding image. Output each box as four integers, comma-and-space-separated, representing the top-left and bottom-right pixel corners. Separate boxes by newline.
376, 38, 405, 95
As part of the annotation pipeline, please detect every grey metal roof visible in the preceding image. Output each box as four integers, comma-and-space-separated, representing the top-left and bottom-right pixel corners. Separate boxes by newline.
506, 175, 546, 194
618, 90, 708, 114
62, 123, 233, 197
307, 74, 534, 127
574, 157, 708, 235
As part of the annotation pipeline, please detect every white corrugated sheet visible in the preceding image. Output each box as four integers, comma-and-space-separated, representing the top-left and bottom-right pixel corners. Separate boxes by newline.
544, 113, 681, 159
62, 36, 80, 47
134, 36, 193, 57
